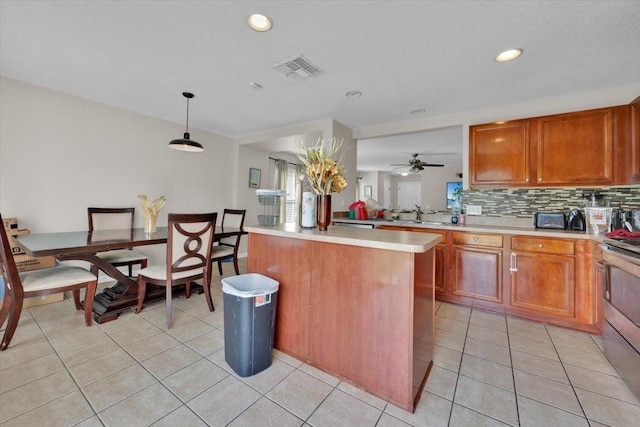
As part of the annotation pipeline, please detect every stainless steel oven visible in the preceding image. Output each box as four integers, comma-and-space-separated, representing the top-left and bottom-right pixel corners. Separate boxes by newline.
602, 238, 640, 399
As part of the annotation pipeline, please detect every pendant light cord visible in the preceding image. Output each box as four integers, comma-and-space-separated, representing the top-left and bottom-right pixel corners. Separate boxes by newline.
185, 97, 190, 134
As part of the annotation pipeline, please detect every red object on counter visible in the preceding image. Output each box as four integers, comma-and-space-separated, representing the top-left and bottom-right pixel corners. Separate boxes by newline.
349, 201, 365, 210
358, 206, 367, 220
605, 229, 640, 239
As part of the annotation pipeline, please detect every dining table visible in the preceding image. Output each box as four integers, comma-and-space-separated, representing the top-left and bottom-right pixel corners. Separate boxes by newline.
14, 226, 246, 323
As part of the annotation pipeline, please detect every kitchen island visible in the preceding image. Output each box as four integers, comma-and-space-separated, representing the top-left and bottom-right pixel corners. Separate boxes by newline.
245, 224, 441, 412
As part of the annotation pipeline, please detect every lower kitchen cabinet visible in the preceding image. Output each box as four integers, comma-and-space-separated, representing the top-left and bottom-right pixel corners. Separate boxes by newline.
509, 246, 575, 317
451, 232, 503, 303
507, 236, 597, 331
378, 225, 600, 333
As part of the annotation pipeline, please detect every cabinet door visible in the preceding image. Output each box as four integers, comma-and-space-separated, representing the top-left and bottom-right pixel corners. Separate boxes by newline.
535, 108, 614, 185
452, 246, 503, 303
510, 252, 575, 317
470, 121, 530, 187
434, 243, 447, 294
593, 260, 605, 332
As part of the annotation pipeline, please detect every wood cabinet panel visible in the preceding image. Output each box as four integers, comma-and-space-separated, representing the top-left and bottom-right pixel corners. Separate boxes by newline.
247, 234, 312, 359
470, 105, 633, 187
470, 121, 530, 186
511, 237, 574, 255
452, 245, 503, 303
381, 226, 448, 293
510, 252, 575, 317
249, 231, 436, 412
452, 231, 502, 248
534, 108, 614, 185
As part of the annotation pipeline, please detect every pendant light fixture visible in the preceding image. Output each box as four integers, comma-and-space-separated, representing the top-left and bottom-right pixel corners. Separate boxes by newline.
168, 92, 204, 152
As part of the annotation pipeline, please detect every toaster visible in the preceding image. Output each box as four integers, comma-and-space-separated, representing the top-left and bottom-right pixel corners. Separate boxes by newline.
534, 212, 566, 229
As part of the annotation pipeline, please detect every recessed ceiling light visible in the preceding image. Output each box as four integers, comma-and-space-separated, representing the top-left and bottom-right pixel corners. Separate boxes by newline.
247, 14, 272, 32
495, 48, 523, 62
345, 90, 362, 98
410, 109, 426, 115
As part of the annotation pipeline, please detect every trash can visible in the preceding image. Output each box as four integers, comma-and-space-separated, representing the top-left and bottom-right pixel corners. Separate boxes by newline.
222, 273, 279, 377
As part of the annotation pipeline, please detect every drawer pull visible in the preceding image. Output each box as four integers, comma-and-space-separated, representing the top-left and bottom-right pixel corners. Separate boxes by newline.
538, 243, 544, 248
473, 237, 478, 242
509, 253, 518, 272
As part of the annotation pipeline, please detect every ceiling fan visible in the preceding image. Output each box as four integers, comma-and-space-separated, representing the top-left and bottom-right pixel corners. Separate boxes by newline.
391, 153, 444, 173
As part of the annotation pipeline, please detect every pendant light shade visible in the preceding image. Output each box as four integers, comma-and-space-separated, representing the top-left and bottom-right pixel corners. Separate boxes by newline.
168, 92, 204, 152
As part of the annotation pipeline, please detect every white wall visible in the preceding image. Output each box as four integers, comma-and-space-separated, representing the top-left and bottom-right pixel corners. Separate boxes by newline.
0, 77, 235, 265
420, 167, 462, 211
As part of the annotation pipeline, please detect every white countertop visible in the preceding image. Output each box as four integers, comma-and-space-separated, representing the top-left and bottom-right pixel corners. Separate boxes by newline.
245, 223, 441, 253
332, 218, 598, 240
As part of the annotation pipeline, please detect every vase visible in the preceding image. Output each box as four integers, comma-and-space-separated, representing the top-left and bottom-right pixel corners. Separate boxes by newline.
316, 194, 331, 231
144, 212, 158, 234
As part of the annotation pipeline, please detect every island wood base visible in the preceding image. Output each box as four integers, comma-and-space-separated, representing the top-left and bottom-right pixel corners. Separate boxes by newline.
247, 232, 436, 412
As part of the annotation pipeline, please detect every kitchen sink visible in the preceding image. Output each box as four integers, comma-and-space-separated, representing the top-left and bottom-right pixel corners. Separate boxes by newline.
389, 220, 445, 226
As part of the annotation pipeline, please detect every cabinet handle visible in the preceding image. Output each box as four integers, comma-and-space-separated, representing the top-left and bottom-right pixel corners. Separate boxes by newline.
538, 243, 544, 248
509, 253, 518, 272
473, 237, 478, 242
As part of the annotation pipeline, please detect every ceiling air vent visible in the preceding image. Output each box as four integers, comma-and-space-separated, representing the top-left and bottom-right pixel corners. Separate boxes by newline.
273, 55, 323, 81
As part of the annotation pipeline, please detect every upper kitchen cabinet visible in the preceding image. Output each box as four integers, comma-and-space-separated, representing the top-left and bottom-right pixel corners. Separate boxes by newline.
470, 105, 632, 188
470, 121, 530, 186
533, 108, 614, 185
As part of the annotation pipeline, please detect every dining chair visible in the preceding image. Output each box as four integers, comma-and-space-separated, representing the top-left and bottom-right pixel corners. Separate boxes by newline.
211, 209, 246, 276
0, 214, 98, 351
135, 212, 217, 328
87, 207, 148, 277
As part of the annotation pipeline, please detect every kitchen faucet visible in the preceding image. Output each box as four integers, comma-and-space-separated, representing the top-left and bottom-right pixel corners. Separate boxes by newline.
415, 205, 424, 221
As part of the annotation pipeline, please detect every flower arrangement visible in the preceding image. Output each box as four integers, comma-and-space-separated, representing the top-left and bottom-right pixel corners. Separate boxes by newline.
295, 137, 348, 195
138, 194, 166, 233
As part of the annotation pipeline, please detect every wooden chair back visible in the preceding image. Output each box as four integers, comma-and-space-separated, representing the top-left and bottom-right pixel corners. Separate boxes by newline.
167, 213, 217, 281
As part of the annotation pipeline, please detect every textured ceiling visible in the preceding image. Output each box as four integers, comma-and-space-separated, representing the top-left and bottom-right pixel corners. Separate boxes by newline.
1, 1, 639, 171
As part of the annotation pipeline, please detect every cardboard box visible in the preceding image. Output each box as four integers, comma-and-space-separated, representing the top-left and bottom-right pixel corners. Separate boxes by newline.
8, 229, 29, 255
22, 292, 64, 308
0, 277, 63, 308
3, 217, 18, 232
13, 254, 56, 272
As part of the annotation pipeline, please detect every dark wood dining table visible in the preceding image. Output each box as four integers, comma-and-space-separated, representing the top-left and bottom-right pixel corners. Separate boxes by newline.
15, 226, 246, 323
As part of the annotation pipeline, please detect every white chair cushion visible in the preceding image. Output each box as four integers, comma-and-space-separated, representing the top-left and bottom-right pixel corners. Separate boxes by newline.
211, 246, 233, 259
137, 265, 203, 281
96, 249, 147, 263
20, 266, 97, 292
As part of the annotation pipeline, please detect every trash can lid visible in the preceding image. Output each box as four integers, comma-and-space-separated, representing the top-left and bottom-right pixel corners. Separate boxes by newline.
222, 273, 279, 297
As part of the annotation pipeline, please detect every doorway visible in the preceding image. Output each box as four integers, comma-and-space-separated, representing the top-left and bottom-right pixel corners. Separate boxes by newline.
398, 182, 421, 210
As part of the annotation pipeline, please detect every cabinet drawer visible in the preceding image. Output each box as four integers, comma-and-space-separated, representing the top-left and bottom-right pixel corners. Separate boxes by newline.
421, 228, 447, 243
511, 236, 574, 255
452, 232, 502, 248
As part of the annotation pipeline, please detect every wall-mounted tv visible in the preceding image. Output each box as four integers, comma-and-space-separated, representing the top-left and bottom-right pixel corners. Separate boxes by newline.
446, 182, 462, 209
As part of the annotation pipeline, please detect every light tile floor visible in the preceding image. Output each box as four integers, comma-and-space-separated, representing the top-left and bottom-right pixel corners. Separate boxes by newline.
1, 259, 639, 426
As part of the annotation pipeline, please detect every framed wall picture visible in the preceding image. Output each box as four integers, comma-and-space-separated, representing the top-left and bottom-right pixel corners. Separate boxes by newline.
249, 168, 261, 188
364, 185, 372, 199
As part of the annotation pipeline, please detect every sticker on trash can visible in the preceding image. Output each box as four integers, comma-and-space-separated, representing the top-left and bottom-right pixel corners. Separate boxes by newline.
255, 293, 271, 307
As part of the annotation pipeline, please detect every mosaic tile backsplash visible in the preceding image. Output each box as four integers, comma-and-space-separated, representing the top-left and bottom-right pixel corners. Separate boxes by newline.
461, 186, 640, 217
